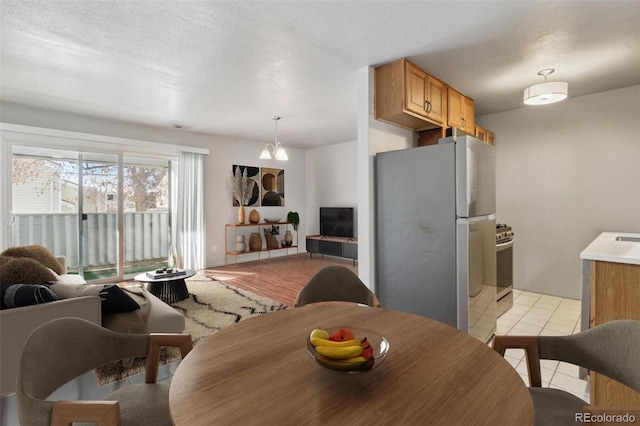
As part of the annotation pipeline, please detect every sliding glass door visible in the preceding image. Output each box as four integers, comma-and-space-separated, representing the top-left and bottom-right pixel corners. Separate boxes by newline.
122, 156, 172, 276
10, 145, 172, 281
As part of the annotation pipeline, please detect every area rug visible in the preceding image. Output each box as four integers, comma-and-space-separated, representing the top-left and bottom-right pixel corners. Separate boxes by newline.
94, 274, 287, 385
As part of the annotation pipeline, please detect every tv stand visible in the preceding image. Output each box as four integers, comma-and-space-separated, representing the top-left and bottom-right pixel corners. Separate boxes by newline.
306, 235, 357, 265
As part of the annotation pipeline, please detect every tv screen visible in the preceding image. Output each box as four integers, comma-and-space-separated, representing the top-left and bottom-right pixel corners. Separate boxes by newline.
320, 207, 355, 238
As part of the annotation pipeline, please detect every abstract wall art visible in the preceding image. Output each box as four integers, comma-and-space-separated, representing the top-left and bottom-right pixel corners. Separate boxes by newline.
231, 165, 260, 207
261, 167, 284, 206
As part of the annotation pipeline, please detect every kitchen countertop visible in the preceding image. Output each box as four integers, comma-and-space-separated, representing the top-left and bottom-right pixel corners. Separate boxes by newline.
580, 232, 640, 265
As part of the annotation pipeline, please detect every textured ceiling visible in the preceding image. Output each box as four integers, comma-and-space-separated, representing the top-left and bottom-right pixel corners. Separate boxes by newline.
1, 1, 639, 148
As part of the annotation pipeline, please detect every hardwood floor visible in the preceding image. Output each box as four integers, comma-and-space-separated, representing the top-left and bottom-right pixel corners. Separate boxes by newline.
204, 253, 358, 307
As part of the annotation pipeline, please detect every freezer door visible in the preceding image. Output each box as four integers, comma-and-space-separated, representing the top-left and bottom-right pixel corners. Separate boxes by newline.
375, 145, 458, 327
456, 136, 496, 217
457, 216, 497, 343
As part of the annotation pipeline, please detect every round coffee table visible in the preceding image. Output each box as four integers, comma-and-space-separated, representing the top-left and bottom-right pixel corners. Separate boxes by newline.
134, 269, 196, 304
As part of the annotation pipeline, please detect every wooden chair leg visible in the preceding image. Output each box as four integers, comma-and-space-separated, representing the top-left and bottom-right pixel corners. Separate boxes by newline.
51, 400, 120, 426
492, 335, 542, 387
145, 333, 193, 383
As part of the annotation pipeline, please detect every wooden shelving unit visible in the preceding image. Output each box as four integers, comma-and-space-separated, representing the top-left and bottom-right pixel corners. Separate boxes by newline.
225, 222, 298, 265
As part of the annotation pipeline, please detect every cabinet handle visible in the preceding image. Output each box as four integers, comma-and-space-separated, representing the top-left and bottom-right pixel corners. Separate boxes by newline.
424, 100, 432, 113
461, 117, 466, 128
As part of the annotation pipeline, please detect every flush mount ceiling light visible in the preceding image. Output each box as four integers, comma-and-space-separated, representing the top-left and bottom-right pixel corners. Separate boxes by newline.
260, 116, 289, 161
523, 69, 568, 106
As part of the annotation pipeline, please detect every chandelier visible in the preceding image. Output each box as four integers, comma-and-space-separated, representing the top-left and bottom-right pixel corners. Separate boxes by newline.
259, 116, 289, 161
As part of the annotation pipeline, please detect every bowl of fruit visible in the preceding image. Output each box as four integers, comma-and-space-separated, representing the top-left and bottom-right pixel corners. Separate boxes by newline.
306, 326, 389, 374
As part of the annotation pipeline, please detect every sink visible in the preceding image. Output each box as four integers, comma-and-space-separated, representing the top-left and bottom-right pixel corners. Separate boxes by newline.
615, 236, 640, 242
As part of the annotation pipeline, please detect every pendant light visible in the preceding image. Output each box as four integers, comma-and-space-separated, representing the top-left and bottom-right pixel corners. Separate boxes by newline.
259, 116, 289, 161
523, 69, 568, 105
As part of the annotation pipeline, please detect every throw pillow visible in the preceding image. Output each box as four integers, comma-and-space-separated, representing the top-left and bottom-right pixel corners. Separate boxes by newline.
0, 256, 57, 285
0, 283, 60, 309
47, 269, 86, 285
49, 283, 140, 314
1, 245, 64, 275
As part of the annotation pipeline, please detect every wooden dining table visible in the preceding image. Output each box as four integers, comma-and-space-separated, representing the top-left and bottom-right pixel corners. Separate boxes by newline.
169, 305, 533, 425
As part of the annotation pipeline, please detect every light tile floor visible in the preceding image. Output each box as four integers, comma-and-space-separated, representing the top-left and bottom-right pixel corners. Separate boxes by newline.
1, 289, 588, 425
497, 289, 589, 403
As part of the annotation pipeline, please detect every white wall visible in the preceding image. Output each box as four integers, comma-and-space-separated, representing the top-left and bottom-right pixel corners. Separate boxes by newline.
0, 102, 307, 268
305, 140, 358, 235
477, 85, 640, 299
203, 135, 307, 267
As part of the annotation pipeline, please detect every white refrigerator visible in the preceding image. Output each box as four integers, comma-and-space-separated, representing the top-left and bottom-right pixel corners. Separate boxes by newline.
375, 135, 497, 343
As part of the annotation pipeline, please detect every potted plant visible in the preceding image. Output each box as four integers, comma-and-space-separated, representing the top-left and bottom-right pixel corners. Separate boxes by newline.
286, 211, 300, 231
285, 211, 299, 247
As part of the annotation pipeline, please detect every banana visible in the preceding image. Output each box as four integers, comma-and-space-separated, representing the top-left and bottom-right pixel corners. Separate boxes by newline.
315, 356, 367, 371
310, 337, 361, 348
315, 345, 363, 360
309, 328, 330, 340
343, 356, 368, 363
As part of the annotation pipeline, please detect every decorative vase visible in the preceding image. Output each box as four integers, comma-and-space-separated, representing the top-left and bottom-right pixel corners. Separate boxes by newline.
235, 235, 246, 252
284, 230, 293, 247
168, 245, 179, 269
249, 209, 260, 223
238, 205, 245, 224
267, 234, 279, 249
249, 233, 262, 251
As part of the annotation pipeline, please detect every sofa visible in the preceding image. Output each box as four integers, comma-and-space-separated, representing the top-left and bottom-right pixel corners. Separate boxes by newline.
0, 250, 186, 395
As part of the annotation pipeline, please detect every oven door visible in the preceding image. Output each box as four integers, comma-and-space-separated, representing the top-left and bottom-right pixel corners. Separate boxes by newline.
496, 239, 514, 316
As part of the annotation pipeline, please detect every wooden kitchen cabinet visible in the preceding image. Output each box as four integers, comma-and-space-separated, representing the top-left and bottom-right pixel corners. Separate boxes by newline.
589, 260, 640, 406
448, 87, 475, 132
475, 125, 495, 146
375, 58, 446, 131
486, 131, 495, 146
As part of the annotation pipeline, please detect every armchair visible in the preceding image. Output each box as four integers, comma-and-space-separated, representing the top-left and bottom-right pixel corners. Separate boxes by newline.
17, 317, 192, 426
293, 266, 381, 307
492, 320, 640, 426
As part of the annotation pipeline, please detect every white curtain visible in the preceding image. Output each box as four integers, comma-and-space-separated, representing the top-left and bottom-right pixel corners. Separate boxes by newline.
175, 151, 205, 271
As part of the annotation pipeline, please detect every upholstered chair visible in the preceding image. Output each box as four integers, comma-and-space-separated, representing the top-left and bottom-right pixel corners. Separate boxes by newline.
493, 320, 640, 426
17, 317, 192, 426
293, 266, 381, 307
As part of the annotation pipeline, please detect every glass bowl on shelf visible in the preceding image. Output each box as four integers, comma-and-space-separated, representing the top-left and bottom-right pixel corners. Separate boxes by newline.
306, 326, 389, 374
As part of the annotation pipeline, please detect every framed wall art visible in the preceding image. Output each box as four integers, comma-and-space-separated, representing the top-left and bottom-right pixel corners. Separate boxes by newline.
231, 165, 260, 207
261, 167, 284, 206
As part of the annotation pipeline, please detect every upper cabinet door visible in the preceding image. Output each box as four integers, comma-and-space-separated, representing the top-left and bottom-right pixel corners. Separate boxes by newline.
405, 61, 446, 126
448, 88, 475, 132
405, 61, 428, 117
425, 76, 446, 125
475, 125, 496, 146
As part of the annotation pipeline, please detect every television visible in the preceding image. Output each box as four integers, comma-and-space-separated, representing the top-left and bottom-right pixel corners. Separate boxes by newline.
320, 207, 355, 238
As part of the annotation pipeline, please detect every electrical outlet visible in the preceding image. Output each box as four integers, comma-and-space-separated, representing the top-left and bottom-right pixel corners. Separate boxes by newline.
212, 245, 217, 252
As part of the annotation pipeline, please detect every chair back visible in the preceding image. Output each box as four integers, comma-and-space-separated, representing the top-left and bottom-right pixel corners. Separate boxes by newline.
538, 319, 640, 392
17, 317, 149, 426
293, 266, 381, 307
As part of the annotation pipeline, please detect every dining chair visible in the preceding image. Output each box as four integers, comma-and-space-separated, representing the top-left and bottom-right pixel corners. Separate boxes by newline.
492, 319, 640, 426
293, 265, 381, 307
17, 317, 192, 426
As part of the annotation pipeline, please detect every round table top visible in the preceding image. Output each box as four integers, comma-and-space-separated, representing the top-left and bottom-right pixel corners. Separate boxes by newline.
133, 269, 195, 283
169, 305, 533, 425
